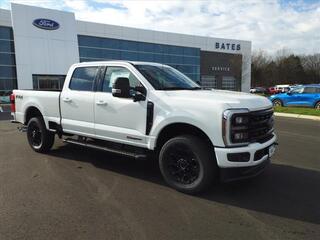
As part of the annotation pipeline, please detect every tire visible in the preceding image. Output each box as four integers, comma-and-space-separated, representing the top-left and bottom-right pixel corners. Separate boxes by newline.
27, 117, 55, 153
272, 99, 283, 107
315, 101, 320, 110
159, 135, 217, 194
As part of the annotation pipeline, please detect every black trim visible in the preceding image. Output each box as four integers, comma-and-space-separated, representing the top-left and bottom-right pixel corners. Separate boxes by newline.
126, 136, 142, 141
220, 158, 270, 182
96, 66, 107, 92
146, 101, 154, 135
230, 108, 274, 144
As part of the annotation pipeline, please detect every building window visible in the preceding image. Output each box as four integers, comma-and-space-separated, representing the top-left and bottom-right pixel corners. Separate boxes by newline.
32, 75, 66, 90
77, 35, 201, 82
69, 67, 99, 91
0, 26, 17, 96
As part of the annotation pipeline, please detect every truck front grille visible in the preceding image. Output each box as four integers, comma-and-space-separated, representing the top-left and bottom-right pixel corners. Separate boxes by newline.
248, 108, 274, 143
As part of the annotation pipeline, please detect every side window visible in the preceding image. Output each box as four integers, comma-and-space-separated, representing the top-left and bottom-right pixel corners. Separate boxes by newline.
291, 87, 304, 94
102, 66, 142, 93
303, 87, 316, 93
69, 67, 98, 91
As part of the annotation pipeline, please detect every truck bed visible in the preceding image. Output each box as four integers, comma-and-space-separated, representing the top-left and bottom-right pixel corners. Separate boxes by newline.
13, 89, 61, 127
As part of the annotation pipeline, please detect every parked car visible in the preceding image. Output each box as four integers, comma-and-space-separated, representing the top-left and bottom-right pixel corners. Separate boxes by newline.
275, 84, 290, 93
11, 61, 277, 194
267, 87, 278, 95
269, 84, 320, 109
250, 87, 267, 94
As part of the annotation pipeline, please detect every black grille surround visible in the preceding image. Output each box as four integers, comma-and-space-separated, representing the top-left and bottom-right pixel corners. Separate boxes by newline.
223, 107, 275, 147
247, 108, 274, 144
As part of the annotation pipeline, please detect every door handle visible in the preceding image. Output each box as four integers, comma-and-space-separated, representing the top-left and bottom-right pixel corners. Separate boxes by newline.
96, 100, 108, 106
62, 97, 72, 102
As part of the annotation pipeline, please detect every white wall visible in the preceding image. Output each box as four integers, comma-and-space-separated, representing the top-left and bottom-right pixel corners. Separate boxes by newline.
0, 9, 12, 27
11, 3, 79, 89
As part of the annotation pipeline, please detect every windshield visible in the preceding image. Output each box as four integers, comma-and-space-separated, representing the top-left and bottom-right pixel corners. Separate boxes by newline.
134, 64, 201, 90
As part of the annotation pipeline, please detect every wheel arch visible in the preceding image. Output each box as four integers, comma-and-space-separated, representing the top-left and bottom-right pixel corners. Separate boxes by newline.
155, 122, 215, 154
272, 98, 283, 106
314, 99, 320, 108
24, 106, 43, 125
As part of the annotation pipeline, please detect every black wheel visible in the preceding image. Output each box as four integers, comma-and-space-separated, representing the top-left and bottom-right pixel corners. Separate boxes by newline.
159, 135, 217, 194
27, 117, 54, 153
315, 101, 320, 110
272, 99, 283, 107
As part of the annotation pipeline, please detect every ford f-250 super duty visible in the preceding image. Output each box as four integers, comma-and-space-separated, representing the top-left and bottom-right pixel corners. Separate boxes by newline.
11, 61, 277, 194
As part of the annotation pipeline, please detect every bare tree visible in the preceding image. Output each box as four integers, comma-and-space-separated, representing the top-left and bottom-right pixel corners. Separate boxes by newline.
251, 49, 319, 87
300, 54, 320, 83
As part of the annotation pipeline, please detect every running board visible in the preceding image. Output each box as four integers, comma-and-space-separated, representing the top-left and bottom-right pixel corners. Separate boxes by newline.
63, 138, 147, 160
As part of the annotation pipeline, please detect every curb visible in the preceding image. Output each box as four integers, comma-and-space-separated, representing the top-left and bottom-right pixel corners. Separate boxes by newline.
274, 112, 320, 121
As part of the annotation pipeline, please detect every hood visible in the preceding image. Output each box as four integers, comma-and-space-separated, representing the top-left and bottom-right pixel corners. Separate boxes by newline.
157, 89, 272, 111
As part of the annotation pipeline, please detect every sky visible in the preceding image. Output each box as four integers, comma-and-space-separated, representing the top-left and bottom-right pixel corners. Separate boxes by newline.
0, 0, 319, 55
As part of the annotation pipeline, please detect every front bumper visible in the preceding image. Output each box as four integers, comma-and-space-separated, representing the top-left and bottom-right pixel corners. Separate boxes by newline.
214, 133, 277, 168
220, 158, 270, 182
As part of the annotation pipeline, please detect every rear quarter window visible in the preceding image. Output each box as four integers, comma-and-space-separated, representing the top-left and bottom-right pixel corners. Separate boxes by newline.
69, 67, 99, 91
303, 87, 319, 94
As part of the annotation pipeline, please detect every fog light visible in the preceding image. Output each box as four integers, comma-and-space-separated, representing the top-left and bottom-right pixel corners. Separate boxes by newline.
227, 152, 250, 162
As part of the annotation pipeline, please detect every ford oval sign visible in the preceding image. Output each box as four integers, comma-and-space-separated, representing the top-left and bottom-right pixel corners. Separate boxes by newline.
33, 19, 59, 30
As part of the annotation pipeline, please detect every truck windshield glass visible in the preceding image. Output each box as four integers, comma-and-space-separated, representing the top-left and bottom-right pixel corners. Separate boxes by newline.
135, 64, 200, 90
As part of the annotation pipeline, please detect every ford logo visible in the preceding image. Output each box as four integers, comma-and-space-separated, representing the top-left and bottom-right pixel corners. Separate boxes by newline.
33, 18, 59, 30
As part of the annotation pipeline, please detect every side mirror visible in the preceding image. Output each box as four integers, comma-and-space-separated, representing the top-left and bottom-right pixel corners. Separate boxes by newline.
112, 77, 130, 98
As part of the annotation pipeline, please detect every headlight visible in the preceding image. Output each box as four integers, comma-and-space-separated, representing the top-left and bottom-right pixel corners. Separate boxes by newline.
223, 109, 250, 147
233, 115, 249, 125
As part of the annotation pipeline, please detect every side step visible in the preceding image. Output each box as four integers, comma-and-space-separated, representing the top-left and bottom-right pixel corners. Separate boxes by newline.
63, 138, 147, 160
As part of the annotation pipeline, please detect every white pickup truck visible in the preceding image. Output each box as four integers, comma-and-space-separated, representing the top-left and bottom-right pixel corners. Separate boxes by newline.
11, 61, 277, 194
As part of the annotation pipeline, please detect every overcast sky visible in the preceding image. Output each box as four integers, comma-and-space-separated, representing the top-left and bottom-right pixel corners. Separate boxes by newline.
1, 0, 319, 55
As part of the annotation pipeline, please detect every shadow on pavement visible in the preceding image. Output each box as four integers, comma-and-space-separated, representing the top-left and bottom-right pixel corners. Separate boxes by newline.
50, 143, 320, 225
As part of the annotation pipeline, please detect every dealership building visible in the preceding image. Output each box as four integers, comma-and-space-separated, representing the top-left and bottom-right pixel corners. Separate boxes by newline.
0, 3, 251, 96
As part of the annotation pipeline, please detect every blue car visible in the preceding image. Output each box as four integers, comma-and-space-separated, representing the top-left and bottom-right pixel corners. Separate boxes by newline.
269, 84, 320, 109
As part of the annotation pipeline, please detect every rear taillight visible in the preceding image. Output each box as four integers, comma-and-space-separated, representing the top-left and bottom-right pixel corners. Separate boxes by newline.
10, 94, 15, 113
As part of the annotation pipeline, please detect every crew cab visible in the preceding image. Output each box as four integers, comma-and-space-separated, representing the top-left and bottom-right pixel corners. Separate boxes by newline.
11, 61, 277, 194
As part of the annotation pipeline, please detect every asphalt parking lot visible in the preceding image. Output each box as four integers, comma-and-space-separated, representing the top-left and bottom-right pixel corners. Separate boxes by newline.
0, 114, 319, 240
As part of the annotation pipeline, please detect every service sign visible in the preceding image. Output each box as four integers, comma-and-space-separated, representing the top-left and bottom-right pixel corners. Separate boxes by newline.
33, 19, 60, 30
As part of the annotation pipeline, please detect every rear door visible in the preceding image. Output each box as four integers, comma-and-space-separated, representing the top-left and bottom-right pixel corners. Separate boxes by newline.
94, 66, 148, 146
60, 66, 99, 137
299, 87, 318, 107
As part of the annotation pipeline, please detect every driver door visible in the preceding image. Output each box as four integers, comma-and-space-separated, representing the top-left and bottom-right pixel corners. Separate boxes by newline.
94, 66, 148, 146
